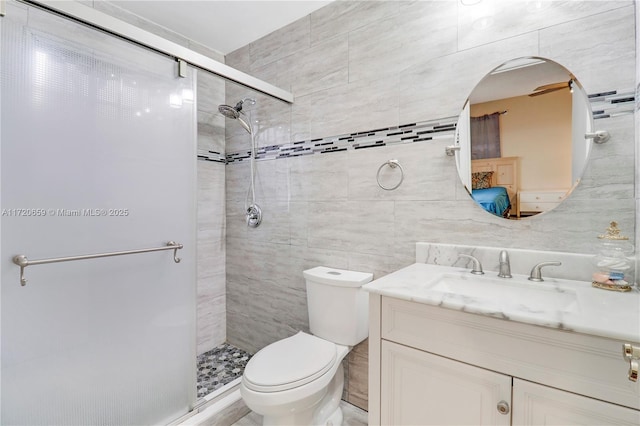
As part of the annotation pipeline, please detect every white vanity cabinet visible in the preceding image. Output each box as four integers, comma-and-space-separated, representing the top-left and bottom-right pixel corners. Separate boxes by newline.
381, 340, 512, 425
369, 295, 640, 426
512, 379, 640, 425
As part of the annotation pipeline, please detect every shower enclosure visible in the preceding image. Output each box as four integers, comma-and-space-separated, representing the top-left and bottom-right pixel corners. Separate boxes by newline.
1, 2, 197, 424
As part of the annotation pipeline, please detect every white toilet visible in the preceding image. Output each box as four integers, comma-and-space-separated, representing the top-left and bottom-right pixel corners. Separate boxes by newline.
240, 266, 373, 426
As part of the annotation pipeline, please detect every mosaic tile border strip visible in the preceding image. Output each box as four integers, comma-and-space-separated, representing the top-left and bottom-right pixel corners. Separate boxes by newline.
198, 88, 634, 164
589, 89, 635, 120
225, 117, 458, 164
197, 342, 252, 399
197, 149, 226, 163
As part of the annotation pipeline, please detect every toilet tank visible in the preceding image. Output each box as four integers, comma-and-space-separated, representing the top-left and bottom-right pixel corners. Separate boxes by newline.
303, 266, 373, 346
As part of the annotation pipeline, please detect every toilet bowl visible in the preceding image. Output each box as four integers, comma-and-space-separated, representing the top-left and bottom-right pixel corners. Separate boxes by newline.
240, 266, 373, 426
241, 332, 348, 425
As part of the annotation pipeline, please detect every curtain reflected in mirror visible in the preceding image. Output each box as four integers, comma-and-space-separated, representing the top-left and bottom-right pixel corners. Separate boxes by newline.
471, 112, 501, 159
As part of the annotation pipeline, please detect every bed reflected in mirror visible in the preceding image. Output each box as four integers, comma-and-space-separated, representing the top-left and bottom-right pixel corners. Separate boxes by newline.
454, 57, 594, 220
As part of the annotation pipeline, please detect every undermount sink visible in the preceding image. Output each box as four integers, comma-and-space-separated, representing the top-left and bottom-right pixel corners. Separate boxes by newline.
425, 273, 579, 314
363, 261, 639, 347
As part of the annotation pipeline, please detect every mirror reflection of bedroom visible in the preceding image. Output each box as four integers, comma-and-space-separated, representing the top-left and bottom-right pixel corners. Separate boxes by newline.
461, 57, 590, 220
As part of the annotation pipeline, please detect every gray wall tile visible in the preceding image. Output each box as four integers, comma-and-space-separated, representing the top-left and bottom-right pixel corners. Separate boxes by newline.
636, 3, 639, 281
197, 110, 225, 157
539, 5, 635, 94
197, 293, 226, 355
306, 200, 395, 256
289, 153, 350, 201
399, 33, 539, 123
292, 76, 400, 141
222, 0, 636, 408
457, 0, 631, 52
278, 35, 348, 97
197, 161, 226, 354
198, 71, 226, 116
349, 2, 457, 84
310, 1, 400, 46
249, 17, 310, 70
347, 141, 458, 201
573, 115, 635, 201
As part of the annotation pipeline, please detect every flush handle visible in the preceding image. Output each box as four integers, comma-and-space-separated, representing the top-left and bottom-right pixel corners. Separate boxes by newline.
623, 344, 640, 382
496, 400, 510, 415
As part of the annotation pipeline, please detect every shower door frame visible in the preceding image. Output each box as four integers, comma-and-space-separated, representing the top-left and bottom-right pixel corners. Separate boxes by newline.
21, 0, 294, 104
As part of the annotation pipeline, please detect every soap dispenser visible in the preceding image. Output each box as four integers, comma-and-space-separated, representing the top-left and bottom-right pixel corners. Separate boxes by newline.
592, 221, 635, 292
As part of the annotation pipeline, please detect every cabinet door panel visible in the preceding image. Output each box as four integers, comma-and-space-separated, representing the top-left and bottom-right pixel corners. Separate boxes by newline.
513, 379, 640, 425
381, 340, 511, 426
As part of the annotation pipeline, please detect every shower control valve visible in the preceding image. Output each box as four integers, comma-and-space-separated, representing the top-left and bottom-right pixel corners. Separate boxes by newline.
246, 204, 263, 228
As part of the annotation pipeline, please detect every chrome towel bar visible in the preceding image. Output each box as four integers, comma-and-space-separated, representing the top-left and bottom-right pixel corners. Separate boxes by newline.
13, 241, 183, 286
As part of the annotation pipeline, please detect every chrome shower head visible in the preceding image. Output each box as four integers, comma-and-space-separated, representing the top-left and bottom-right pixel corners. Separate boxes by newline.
218, 104, 240, 119
218, 98, 256, 134
218, 98, 256, 118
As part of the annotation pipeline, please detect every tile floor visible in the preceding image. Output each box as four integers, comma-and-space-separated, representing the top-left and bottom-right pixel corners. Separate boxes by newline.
231, 401, 368, 426
197, 342, 252, 398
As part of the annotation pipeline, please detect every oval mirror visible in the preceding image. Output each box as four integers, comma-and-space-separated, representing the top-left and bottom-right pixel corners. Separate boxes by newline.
454, 57, 594, 219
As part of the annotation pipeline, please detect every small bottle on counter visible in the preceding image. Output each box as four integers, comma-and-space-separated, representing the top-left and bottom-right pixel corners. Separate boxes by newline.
592, 221, 635, 292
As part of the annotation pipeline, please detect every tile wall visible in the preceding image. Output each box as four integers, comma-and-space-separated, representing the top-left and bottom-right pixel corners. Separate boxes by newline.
636, 0, 640, 286
82, 1, 228, 355
224, 0, 636, 410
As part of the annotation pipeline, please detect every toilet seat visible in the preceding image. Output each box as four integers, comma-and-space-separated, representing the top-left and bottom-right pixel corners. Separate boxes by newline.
243, 332, 337, 393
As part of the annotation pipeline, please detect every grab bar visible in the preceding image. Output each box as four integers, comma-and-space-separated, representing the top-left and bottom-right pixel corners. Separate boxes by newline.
12, 241, 183, 286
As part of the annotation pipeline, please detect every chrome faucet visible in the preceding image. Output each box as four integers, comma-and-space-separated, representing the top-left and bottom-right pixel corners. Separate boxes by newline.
458, 254, 484, 275
528, 261, 562, 282
498, 250, 512, 278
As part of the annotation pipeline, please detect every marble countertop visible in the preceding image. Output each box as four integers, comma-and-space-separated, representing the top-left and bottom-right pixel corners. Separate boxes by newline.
363, 262, 640, 343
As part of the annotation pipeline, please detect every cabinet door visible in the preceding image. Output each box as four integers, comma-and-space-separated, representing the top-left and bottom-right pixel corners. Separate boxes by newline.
381, 340, 512, 425
512, 379, 640, 425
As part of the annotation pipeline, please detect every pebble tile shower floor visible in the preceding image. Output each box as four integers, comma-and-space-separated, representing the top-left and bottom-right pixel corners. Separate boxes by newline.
197, 342, 252, 398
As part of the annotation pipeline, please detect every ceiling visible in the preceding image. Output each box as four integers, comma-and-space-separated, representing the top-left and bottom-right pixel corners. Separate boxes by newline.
469, 59, 573, 104
109, 1, 332, 56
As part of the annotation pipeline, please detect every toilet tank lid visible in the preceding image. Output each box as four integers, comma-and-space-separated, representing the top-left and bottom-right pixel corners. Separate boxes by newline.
303, 266, 373, 287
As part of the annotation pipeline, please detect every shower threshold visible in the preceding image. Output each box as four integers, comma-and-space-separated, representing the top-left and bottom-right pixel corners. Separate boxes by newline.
197, 342, 252, 398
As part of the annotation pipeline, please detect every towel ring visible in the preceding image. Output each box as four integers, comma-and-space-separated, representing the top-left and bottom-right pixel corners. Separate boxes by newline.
376, 159, 404, 191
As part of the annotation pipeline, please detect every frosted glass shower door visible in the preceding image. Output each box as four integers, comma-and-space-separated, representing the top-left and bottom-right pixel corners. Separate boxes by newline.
1, 3, 197, 425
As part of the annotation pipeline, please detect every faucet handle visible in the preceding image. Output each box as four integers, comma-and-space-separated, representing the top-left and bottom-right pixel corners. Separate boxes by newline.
528, 261, 562, 282
458, 254, 484, 275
